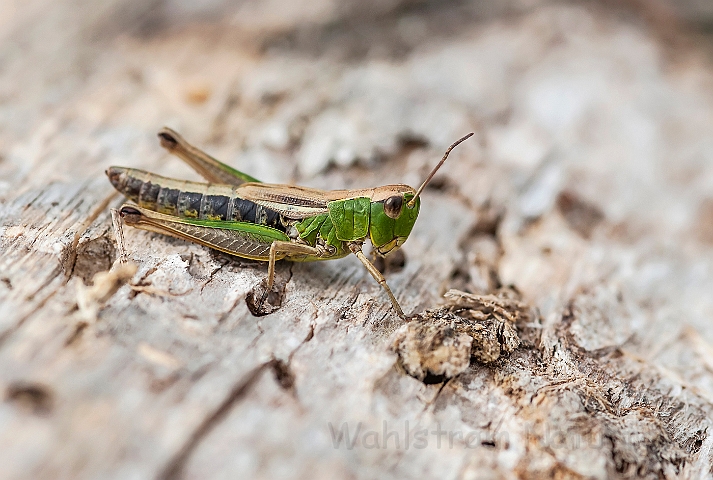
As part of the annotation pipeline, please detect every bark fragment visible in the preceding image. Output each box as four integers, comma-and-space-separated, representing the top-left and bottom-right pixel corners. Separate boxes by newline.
393, 289, 527, 381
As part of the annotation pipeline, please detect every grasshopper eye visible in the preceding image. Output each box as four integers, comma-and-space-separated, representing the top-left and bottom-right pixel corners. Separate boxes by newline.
384, 195, 403, 219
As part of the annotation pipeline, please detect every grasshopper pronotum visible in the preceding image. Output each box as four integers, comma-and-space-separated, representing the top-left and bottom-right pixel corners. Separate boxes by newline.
107, 128, 473, 318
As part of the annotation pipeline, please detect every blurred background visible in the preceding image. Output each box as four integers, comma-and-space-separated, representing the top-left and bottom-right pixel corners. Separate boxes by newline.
3, 1, 713, 478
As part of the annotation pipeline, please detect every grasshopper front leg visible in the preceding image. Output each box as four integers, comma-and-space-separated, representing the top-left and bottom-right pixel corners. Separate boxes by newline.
348, 242, 406, 319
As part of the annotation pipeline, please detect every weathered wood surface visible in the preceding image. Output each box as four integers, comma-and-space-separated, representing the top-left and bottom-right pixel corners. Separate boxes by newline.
2, 1, 713, 479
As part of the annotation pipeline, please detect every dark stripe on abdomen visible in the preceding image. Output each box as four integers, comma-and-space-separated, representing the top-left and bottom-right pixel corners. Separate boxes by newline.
156, 188, 180, 215
139, 182, 161, 207
231, 197, 257, 223
135, 185, 235, 222
231, 197, 285, 231
124, 176, 144, 202
178, 191, 203, 218
202, 195, 230, 221
155, 189, 232, 220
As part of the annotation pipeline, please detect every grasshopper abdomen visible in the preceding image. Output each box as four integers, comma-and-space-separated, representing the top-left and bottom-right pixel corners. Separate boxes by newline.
106, 167, 285, 230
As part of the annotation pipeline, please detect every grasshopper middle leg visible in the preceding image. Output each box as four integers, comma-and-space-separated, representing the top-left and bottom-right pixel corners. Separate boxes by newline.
259, 241, 325, 306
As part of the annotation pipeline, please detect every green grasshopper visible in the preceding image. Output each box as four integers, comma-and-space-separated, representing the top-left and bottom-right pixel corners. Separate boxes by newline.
107, 128, 472, 318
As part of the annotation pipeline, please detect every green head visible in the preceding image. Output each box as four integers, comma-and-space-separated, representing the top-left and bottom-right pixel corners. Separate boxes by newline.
369, 189, 420, 255
368, 132, 474, 256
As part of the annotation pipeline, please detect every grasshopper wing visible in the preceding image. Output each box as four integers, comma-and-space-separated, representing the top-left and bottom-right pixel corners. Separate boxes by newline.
119, 205, 289, 260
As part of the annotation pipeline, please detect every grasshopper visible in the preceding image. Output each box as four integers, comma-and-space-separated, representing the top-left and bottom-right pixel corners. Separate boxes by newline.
106, 128, 472, 318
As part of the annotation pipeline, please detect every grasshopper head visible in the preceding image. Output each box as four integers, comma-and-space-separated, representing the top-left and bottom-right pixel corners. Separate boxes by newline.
369, 186, 420, 256
368, 132, 474, 256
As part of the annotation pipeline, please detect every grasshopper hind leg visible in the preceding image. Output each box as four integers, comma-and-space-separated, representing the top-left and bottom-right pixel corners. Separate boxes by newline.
157, 127, 260, 186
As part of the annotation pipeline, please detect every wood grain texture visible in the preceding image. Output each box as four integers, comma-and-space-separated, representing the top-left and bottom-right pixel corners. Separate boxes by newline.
2, 1, 713, 479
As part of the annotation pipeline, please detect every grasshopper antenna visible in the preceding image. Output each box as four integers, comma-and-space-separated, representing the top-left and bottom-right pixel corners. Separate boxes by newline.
407, 132, 474, 208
